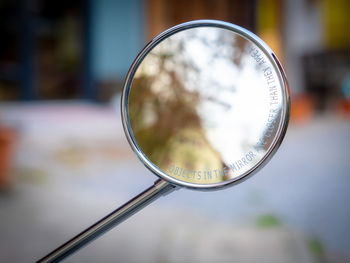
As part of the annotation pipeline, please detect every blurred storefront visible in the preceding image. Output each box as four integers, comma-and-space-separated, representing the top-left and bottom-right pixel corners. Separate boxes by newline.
1, 0, 349, 112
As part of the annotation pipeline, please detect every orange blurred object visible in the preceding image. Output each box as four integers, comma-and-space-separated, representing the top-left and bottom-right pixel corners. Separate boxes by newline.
336, 99, 350, 117
0, 126, 17, 188
290, 95, 315, 123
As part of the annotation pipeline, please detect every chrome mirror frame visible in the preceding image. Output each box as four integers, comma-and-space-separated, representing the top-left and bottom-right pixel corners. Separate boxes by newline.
121, 20, 290, 190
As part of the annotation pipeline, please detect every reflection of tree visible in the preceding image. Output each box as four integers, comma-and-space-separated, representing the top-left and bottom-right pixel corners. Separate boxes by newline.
129, 66, 202, 167
129, 28, 250, 183
215, 30, 247, 68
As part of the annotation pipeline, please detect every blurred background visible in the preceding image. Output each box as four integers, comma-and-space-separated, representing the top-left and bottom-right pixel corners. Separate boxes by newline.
0, 0, 349, 262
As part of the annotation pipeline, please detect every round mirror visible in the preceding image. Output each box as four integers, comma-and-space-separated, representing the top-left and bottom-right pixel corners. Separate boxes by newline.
122, 20, 289, 190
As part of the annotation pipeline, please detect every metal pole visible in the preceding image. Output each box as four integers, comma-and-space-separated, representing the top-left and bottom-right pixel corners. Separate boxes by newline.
37, 179, 175, 263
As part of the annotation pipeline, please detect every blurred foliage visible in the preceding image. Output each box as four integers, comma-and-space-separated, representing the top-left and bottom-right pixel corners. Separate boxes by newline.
308, 238, 325, 257
14, 167, 49, 185
256, 214, 282, 228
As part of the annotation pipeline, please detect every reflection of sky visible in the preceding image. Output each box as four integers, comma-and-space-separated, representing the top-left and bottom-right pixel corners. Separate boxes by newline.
182, 36, 272, 164
134, 27, 283, 177
167, 28, 282, 166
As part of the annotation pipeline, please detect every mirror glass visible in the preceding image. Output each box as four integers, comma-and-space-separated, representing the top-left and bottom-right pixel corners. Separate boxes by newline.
125, 25, 288, 188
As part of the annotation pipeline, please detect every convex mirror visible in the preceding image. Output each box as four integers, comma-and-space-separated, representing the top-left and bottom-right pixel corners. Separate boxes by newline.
122, 20, 290, 190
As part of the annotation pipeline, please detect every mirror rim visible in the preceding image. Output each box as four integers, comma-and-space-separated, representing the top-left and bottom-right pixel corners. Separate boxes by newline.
121, 19, 290, 191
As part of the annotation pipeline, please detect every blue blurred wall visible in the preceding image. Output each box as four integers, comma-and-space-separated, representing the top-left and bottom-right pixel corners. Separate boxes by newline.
90, 0, 145, 81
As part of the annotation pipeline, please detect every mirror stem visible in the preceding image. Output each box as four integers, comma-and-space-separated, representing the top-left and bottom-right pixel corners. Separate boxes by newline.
37, 179, 176, 263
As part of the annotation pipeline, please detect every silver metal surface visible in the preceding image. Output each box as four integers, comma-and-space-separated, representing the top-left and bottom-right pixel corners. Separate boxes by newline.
122, 20, 290, 190
37, 180, 175, 263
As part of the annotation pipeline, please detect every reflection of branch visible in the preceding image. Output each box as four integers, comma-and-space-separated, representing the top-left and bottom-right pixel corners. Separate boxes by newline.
203, 95, 232, 111
129, 27, 255, 181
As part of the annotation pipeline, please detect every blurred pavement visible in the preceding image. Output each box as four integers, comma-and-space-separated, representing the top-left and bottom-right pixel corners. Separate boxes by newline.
0, 102, 349, 263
